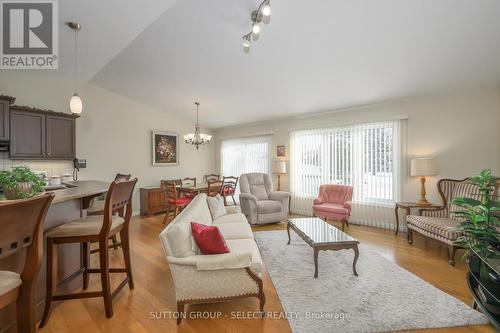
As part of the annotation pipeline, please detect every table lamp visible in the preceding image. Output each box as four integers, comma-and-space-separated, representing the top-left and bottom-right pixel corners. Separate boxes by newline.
411, 157, 438, 206
272, 160, 287, 191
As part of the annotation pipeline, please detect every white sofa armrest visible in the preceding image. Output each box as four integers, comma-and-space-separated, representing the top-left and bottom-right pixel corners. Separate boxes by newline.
167, 252, 252, 271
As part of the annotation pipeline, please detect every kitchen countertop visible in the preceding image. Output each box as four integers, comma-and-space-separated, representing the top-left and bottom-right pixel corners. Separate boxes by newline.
0, 180, 109, 203
48, 180, 110, 204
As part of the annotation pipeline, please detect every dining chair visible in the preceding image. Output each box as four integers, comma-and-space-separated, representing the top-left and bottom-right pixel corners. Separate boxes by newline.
88, 173, 132, 251
0, 193, 54, 333
221, 176, 239, 206
204, 174, 220, 183
182, 177, 196, 187
39, 179, 138, 327
162, 181, 191, 224
207, 179, 223, 197
182, 177, 197, 199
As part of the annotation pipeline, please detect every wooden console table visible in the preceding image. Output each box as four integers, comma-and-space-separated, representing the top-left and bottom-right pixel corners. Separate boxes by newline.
394, 202, 439, 235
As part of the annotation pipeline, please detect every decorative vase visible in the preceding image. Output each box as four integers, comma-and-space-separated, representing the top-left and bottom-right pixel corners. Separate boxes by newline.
3, 182, 32, 200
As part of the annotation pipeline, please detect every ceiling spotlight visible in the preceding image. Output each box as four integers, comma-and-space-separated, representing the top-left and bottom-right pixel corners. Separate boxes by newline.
262, 4, 271, 17
242, 0, 271, 51
252, 23, 260, 35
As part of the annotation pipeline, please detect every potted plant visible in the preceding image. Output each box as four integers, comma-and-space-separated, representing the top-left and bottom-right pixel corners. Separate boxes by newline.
0, 165, 46, 200
452, 169, 500, 322
452, 169, 499, 257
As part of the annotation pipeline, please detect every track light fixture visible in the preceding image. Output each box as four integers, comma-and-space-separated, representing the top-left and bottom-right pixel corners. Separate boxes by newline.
242, 0, 271, 51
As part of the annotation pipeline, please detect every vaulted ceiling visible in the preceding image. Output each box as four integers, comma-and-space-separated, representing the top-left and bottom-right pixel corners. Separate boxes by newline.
59, 0, 500, 128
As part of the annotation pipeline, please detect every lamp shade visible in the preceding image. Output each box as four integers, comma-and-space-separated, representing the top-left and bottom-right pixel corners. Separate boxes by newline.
411, 157, 438, 176
272, 160, 287, 174
70, 93, 83, 114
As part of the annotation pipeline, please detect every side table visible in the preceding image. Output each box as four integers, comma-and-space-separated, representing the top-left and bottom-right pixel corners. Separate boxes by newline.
394, 202, 439, 235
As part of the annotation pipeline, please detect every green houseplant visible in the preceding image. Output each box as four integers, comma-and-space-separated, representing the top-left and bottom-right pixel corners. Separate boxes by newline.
0, 165, 46, 199
454, 169, 500, 327
452, 169, 500, 257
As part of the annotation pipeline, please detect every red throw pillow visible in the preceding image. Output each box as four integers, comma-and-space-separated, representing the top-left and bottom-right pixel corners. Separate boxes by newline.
191, 222, 230, 255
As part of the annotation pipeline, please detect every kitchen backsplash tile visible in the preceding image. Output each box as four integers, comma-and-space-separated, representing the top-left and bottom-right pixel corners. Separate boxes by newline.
0, 152, 73, 177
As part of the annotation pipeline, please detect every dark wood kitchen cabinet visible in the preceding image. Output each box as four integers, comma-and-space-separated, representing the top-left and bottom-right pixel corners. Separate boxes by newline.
9, 109, 46, 158
46, 115, 75, 158
9, 106, 77, 160
0, 95, 15, 141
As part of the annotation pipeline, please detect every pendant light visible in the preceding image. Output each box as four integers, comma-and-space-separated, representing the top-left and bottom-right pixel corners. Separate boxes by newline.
184, 102, 212, 150
67, 22, 83, 115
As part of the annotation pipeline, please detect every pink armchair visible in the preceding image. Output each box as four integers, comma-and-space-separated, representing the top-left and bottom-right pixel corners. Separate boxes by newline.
312, 184, 353, 231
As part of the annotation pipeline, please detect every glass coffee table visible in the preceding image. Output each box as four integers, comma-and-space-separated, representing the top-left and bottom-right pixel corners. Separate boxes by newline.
287, 217, 360, 278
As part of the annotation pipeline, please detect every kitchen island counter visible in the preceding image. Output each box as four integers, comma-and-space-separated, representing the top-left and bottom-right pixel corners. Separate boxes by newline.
0, 180, 110, 332
50, 180, 109, 204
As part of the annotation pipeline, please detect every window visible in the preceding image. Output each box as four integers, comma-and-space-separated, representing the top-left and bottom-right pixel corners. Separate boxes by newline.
220, 135, 272, 181
290, 121, 400, 207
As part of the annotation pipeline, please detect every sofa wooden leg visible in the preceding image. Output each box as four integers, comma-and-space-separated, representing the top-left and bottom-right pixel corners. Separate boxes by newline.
448, 245, 457, 266
407, 229, 413, 244
177, 303, 185, 325
259, 292, 266, 315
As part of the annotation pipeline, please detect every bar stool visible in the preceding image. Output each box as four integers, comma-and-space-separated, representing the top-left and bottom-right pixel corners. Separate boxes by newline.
87, 173, 132, 252
87, 173, 131, 216
39, 179, 137, 327
0, 193, 54, 333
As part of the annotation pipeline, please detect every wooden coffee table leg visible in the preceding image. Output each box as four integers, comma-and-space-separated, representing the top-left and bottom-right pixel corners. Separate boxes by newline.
313, 247, 320, 278
286, 222, 291, 245
352, 244, 359, 276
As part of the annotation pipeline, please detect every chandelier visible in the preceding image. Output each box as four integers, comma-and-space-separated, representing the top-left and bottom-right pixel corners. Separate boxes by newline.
184, 102, 212, 150
242, 0, 271, 51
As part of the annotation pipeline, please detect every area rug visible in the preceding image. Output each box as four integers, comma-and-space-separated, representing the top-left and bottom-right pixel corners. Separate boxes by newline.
254, 231, 488, 333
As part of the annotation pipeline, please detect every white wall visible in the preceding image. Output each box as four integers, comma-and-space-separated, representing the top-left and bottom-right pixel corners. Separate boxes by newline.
215, 87, 500, 208
0, 72, 216, 209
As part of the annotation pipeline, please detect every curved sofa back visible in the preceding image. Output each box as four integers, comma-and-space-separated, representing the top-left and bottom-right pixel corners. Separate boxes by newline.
159, 193, 212, 258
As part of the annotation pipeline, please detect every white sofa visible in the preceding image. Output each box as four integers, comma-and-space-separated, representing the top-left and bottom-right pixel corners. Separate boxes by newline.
159, 193, 265, 324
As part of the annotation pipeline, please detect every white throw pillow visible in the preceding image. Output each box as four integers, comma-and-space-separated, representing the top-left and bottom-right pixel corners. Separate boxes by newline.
207, 194, 226, 220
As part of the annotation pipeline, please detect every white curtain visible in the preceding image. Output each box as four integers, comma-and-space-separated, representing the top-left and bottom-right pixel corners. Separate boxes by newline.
220, 135, 272, 197
290, 121, 401, 230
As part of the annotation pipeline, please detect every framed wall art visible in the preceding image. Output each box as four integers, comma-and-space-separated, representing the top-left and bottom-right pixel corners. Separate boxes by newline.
276, 145, 286, 157
152, 131, 179, 166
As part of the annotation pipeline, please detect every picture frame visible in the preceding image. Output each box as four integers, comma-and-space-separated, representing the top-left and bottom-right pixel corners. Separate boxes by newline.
152, 131, 179, 166
277, 145, 286, 157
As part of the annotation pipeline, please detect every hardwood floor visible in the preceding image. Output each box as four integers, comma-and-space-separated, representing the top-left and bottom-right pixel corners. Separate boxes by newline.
37, 214, 495, 333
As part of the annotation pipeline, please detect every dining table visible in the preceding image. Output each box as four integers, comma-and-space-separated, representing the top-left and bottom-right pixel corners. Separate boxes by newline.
177, 183, 210, 194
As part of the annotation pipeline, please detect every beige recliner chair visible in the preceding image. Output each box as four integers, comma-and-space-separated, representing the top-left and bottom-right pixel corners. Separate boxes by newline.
239, 173, 290, 225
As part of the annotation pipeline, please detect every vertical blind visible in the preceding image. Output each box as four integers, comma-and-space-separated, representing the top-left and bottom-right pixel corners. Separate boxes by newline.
220, 135, 272, 179
290, 121, 401, 228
